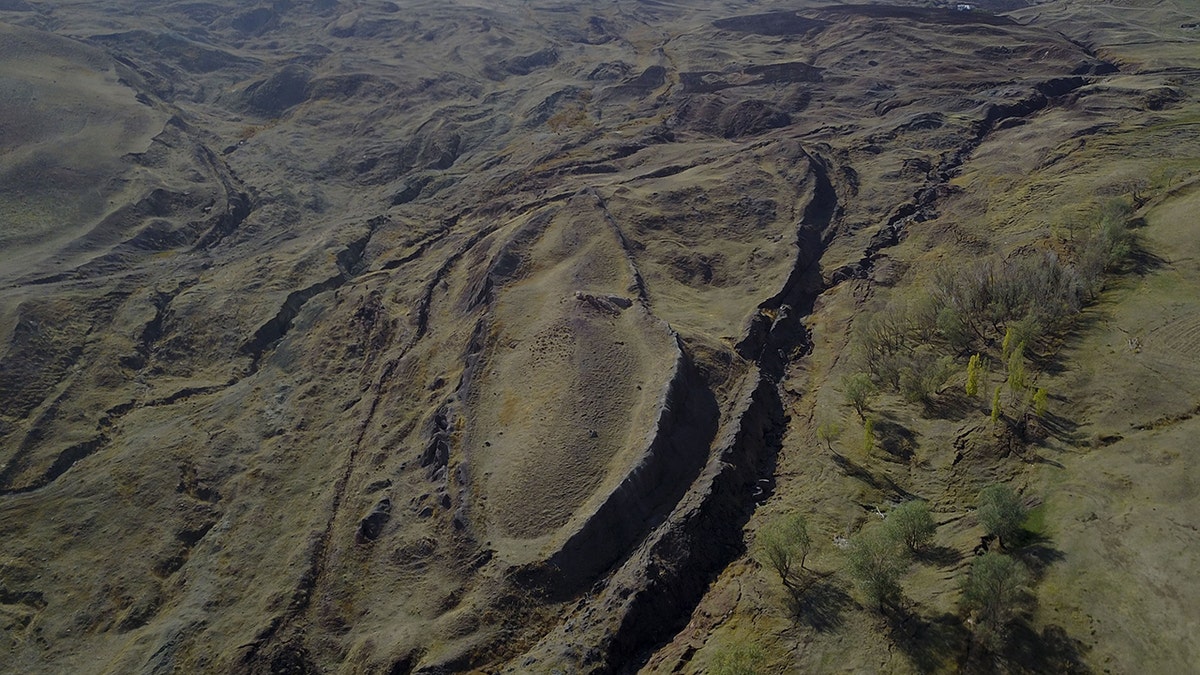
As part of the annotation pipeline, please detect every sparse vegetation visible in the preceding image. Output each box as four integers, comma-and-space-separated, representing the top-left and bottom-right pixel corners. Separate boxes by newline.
886, 500, 936, 553
236, 119, 279, 141
977, 484, 1028, 545
709, 640, 766, 675
6, 3, 1186, 672
546, 104, 591, 133
960, 552, 1029, 650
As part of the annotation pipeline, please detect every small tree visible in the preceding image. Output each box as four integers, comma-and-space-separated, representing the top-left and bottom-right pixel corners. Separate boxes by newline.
1006, 343, 1027, 396
1007, 315, 1045, 353
1032, 387, 1049, 417
845, 523, 910, 610
756, 513, 812, 590
977, 484, 1027, 545
899, 351, 952, 405
816, 421, 841, 450
887, 500, 936, 553
966, 353, 984, 398
960, 552, 1029, 650
842, 373, 877, 419
855, 305, 911, 390
863, 418, 876, 455
937, 305, 973, 353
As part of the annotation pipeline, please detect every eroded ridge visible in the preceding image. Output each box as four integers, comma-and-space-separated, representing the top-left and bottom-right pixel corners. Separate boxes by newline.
0, 1, 1180, 674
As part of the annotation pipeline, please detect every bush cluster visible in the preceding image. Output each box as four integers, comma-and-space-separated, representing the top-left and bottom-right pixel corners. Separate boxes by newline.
848, 198, 1138, 411
933, 252, 1085, 355
960, 552, 1030, 650
846, 522, 910, 609
843, 500, 937, 609
768, 486, 1036, 648
1066, 197, 1140, 288
887, 500, 936, 552
856, 251, 1084, 380
977, 484, 1027, 545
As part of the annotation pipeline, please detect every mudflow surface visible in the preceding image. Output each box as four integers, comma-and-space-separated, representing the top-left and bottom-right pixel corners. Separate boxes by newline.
1, 1, 1198, 673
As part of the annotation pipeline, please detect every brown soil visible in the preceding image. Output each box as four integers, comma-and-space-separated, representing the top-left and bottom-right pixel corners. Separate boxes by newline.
1, 1, 1197, 673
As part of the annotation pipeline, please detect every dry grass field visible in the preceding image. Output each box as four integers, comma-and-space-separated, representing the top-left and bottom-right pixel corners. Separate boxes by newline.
1, 1, 1197, 673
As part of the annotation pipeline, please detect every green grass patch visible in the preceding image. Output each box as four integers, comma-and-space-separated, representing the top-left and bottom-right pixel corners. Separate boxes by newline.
1022, 503, 1049, 538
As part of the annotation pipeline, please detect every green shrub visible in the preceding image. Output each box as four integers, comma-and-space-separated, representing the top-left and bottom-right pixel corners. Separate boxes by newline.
960, 552, 1029, 650
966, 353, 984, 397
887, 500, 936, 552
977, 484, 1027, 544
1006, 316, 1045, 355
907, 295, 943, 343
842, 372, 876, 419
898, 350, 953, 405
855, 305, 912, 389
710, 640, 766, 675
1032, 387, 1049, 417
816, 421, 841, 450
846, 522, 910, 610
1075, 197, 1139, 295
756, 513, 812, 589
1097, 198, 1137, 269
937, 305, 973, 354
1006, 342, 1027, 395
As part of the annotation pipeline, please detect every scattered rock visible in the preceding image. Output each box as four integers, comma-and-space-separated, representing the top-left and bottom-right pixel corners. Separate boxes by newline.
574, 291, 632, 314
364, 478, 392, 493
357, 498, 392, 542
1142, 86, 1185, 111
587, 61, 631, 81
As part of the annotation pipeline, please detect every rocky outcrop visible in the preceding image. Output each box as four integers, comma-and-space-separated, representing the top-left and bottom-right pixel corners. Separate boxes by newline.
239, 64, 315, 117
509, 369, 786, 673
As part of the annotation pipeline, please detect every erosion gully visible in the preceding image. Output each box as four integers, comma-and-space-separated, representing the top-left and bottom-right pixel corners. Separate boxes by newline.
578, 73, 1103, 673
